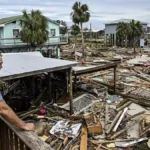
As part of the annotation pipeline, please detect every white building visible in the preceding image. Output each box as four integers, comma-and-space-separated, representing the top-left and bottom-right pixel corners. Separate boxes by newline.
104, 19, 148, 46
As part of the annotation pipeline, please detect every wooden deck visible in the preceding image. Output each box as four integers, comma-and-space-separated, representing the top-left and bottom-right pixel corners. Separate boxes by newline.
0, 36, 68, 49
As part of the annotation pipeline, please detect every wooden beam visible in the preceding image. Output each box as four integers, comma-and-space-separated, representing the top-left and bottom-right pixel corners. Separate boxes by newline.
106, 111, 122, 134
68, 68, 73, 115
73, 63, 118, 76
114, 67, 116, 94
48, 72, 52, 103
80, 126, 87, 150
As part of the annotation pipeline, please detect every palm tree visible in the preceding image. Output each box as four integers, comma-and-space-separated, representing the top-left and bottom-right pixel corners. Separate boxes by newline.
71, 24, 80, 46
116, 22, 129, 47
20, 10, 49, 51
128, 20, 143, 55
71, 1, 90, 55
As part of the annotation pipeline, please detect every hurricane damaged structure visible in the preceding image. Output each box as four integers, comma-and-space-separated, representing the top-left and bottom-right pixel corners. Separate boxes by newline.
0, 52, 77, 150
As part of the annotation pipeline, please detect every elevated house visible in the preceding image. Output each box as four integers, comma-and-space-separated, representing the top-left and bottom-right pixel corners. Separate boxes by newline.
104, 19, 148, 46
0, 15, 68, 56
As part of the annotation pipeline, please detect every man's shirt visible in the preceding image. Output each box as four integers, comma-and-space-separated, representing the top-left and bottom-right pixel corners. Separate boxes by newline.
0, 92, 4, 102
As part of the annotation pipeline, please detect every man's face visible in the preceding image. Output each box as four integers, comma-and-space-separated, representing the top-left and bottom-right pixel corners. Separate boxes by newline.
0, 57, 3, 69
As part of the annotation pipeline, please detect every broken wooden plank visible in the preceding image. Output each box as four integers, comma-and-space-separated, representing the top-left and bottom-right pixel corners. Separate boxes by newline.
80, 126, 87, 150
110, 118, 142, 140
123, 111, 146, 122
106, 111, 122, 134
90, 139, 135, 144
105, 104, 109, 131
140, 124, 150, 137
113, 107, 128, 132
116, 101, 132, 112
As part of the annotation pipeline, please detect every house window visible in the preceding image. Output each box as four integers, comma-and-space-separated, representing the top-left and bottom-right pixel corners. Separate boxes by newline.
13, 29, 19, 38
50, 29, 56, 36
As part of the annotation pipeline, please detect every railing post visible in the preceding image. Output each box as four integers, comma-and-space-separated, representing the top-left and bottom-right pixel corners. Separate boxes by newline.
14, 38, 15, 45
68, 68, 73, 115
14, 134, 19, 150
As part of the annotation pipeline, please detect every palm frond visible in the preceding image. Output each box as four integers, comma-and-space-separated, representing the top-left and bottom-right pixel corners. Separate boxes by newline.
81, 4, 89, 12
20, 10, 48, 47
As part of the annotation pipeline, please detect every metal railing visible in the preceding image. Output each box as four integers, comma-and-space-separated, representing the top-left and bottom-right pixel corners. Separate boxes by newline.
0, 36, 68, 46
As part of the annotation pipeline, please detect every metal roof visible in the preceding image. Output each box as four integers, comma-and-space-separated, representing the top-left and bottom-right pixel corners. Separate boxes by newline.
105, 19, 148, 25
0, 52, 78, 80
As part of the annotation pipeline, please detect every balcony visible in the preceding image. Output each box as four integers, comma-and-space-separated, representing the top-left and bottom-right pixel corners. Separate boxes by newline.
0, 36, 68, 49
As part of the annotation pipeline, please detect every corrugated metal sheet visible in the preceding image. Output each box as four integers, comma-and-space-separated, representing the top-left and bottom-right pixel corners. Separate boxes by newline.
0, 52, 78, 80
2, 51, 43, 57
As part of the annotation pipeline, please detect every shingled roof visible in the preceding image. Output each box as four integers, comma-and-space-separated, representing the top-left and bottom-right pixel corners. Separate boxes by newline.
0, 15, 59, 25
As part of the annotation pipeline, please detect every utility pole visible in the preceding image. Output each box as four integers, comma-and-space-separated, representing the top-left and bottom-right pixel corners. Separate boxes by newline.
90, 23, 92, 48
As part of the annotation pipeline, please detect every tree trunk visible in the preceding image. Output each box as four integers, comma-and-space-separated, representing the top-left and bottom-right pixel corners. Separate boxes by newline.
74, 36, 77, 61
74, 36, 76, 46
121, 37, 124, 47
133, 39, 136, 57
125, 36, 127, 48
80, 23, 85, 57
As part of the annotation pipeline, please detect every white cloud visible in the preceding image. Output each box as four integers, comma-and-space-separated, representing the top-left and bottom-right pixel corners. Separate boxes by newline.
0, 0, 150, 29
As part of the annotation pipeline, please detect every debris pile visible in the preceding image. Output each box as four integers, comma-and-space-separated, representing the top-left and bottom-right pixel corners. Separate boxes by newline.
4, 47, 150, 149
18, 85, 150, 149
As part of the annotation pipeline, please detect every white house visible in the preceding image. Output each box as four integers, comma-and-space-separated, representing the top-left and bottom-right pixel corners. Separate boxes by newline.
104, 19, 148, 46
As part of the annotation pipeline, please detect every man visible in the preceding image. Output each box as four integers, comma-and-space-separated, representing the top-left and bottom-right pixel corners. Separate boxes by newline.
0, 55, 35, 131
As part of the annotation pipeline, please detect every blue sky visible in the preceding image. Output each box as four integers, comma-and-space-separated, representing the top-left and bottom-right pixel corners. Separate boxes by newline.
0, 0, 150, 29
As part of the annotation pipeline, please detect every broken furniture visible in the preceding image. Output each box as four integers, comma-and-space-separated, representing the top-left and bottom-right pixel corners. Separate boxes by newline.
84, 113, 102, 134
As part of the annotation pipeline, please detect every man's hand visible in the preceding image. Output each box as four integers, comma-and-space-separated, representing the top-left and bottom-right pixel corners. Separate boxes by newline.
21, 123, 35, 131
